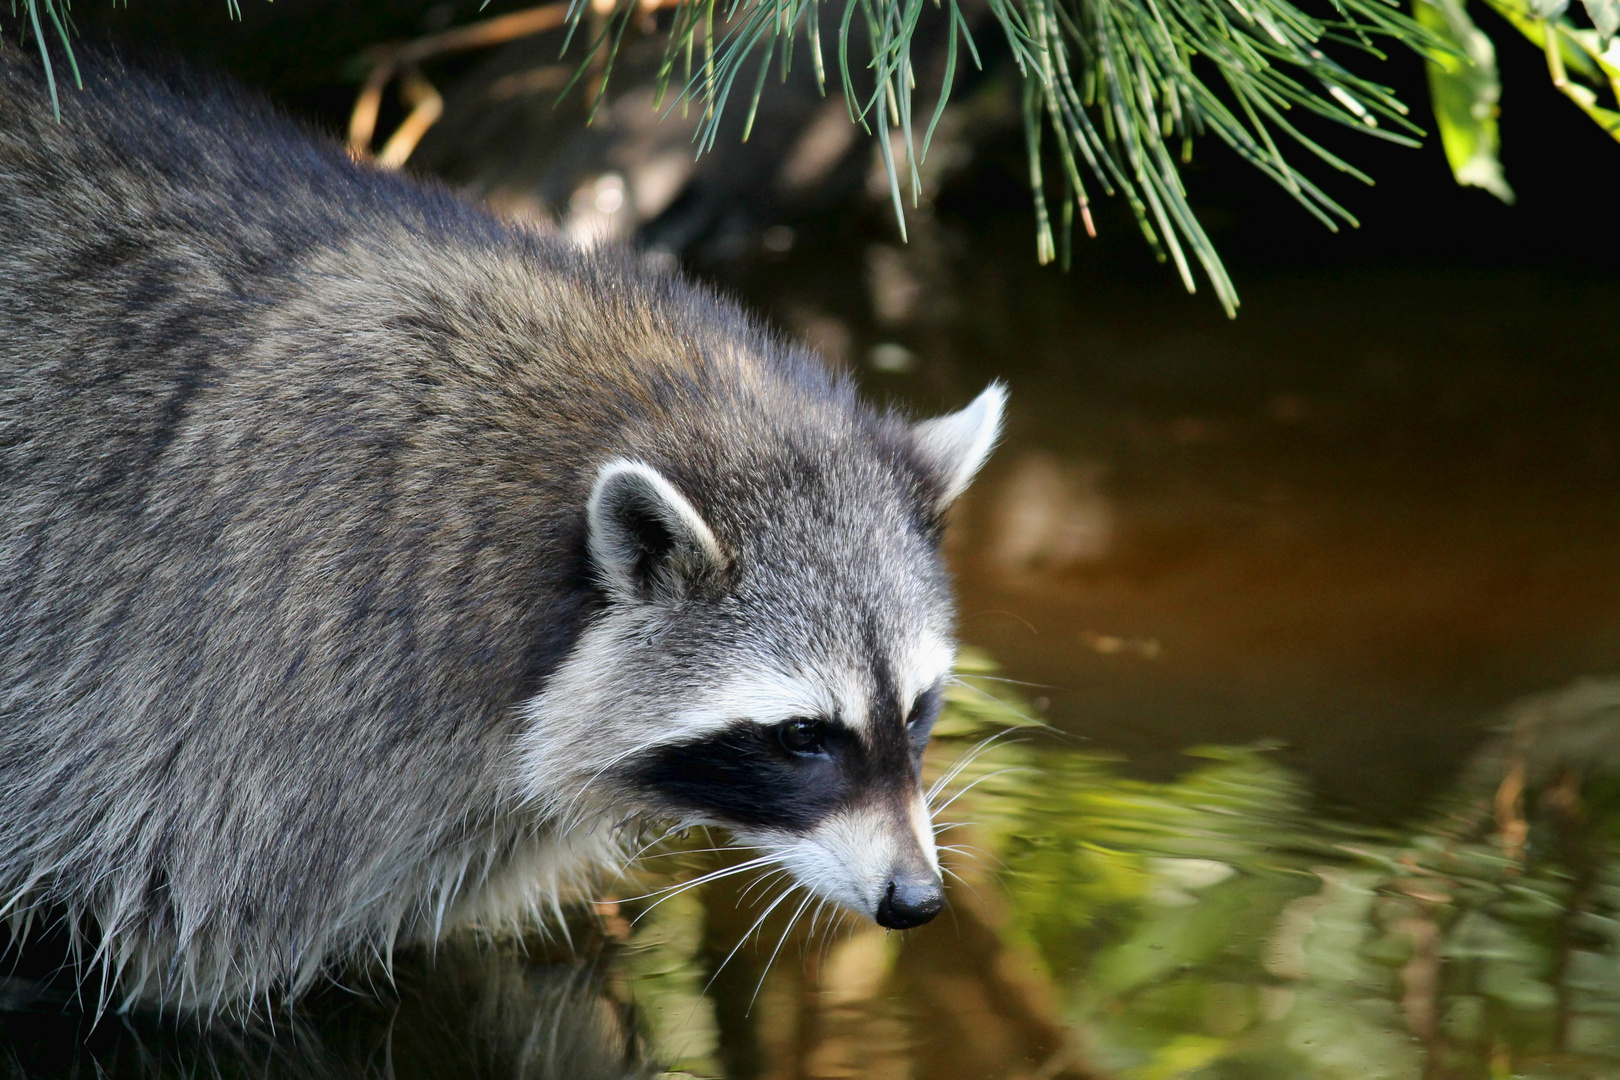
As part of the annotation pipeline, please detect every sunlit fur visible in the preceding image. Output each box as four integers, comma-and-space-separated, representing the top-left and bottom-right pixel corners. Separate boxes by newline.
0, 53, 1002, 1013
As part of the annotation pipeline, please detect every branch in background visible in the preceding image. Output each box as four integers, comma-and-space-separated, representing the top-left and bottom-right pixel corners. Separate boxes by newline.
567, 0, 1450, 316
0, 0, 1468, 317
375, 68, 445, 167
12, 0, 81, 118
347, 3, 572, 161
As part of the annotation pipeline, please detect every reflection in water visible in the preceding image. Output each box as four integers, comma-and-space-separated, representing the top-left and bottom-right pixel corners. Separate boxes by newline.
13, 661, 1620, 1078
987, 454, 1115, 575
0, 941, 653, 1078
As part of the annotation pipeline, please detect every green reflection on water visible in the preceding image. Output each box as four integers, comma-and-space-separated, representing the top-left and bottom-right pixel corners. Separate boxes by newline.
8, 660, 1620, 1079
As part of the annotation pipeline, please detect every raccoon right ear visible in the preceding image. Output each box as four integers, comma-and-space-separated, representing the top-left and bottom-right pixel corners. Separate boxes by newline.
587, 460, 727, 602
911, 382, 1007, 514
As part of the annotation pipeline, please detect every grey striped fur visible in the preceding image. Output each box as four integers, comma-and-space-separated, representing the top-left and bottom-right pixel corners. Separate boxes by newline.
0, 52, 1002, 1012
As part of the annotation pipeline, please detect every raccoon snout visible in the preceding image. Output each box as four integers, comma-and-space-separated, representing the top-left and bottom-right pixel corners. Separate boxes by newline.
874, 870, 944, 929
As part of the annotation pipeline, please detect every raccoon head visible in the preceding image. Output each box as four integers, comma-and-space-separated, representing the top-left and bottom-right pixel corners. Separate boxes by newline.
516, 383, 1005, 930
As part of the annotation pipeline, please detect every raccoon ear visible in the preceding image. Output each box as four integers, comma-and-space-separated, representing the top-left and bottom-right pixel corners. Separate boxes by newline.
588, 460, 727, 601
911, 382, 1007, 513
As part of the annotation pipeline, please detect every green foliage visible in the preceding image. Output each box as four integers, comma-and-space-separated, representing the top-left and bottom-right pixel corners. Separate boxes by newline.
996, 0, 1432, 315
1415, 0, 1513, 202
1414, 0, 1620, 203
589, 675, 1612, 1076
924, 667, 1620, 1078
1475, 0, 1620, 136
8, 0, 1616, 314
576, 0, 1444, 316
603, 660, 1620, 1078
9, 0, 78, 118
551, 0, 1617, 311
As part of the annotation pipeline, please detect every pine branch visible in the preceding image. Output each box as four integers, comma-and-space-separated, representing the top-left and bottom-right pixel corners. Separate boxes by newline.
565, 0, 1452, 315
11, 0, 1455, 315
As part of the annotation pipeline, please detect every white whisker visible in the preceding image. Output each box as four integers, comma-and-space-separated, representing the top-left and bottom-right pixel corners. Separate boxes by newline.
952, 673, 1058, 689
926, 729, 1021, 804
635, 846, 743, 860
814, 907, 854, 970
625, 852, 787, 920
937, 843, 1005, 873
704, 886, 799, 996
944, 678, 1054, 731
940, 865, 988, 907
931, 767, 1028, 816
738, 867, 794, 905
805, 897, 832, 945
749, 889, 816, 1013
599, 822, 690, 892
553, 744, 655, 835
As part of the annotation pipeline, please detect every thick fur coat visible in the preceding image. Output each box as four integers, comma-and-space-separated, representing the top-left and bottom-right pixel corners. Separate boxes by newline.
0, 52, 1001, 1011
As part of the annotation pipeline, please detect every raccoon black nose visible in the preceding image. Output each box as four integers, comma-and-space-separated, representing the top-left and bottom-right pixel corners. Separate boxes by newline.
875, 874, 944, 929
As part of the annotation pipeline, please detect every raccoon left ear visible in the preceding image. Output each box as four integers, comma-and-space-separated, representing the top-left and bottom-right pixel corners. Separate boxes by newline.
588, 460, 727, 602
911, 382, 1007, 513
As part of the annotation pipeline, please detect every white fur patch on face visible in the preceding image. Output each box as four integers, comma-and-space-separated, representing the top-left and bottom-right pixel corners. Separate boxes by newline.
906, 794, 939, 871
444, 816, 625, 934
899, 634, 955, 717
739, 792, 940, 916
512, 608, 656, 821
512, 616, 871, 824
636, 633, 947, 746
671, 663, 863, 739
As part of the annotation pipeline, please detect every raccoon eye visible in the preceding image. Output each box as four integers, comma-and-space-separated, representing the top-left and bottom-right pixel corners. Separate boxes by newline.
776, 718, 828, 756
907, 686, 944, 739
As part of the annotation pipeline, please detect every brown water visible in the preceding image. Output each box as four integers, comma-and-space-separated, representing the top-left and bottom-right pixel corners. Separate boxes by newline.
919, 265, 1620, 822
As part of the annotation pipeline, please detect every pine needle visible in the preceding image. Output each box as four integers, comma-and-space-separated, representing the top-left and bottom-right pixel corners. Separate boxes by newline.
9, 0, 1452, 314
577, 0, 1446, 315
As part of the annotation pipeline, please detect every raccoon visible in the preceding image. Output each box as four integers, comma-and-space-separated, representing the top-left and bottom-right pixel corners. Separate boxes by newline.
0, 52, 1004, 1012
